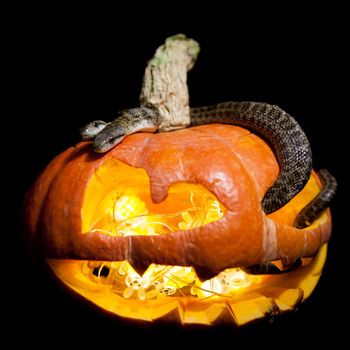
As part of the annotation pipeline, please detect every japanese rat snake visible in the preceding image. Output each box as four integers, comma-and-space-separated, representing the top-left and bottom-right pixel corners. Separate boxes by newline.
80, 101, 337, 273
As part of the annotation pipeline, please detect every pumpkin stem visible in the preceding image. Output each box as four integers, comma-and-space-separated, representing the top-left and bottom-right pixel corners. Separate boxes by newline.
139, 34, 200, 132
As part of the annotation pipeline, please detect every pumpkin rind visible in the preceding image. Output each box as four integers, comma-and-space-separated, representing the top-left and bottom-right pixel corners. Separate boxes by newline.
24, 124, 331, 276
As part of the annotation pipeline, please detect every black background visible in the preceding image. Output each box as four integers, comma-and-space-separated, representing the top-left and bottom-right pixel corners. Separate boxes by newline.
8, 5, 347, 347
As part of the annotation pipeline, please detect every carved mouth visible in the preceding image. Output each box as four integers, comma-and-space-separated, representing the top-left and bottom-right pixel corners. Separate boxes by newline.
43, 158, 325, 326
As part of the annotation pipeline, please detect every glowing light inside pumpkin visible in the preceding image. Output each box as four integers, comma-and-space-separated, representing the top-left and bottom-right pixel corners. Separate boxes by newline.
84, 190, 263, 300
84, 260, 260, 301
76, 160, 326, 309
114, 195, 148, 221
92, 188, 226, 237
47, 160, 328, 325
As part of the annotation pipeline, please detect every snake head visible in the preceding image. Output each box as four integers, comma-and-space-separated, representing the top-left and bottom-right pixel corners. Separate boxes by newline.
93, 123, 126, 153
80, 120, 108, 140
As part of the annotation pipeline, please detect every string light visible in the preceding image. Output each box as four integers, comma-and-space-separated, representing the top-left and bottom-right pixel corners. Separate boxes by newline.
83, 189, 262, 300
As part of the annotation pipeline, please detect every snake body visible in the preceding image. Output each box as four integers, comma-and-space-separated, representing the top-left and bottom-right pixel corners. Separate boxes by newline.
80, 101, 337, 274
80, 101, 336, 223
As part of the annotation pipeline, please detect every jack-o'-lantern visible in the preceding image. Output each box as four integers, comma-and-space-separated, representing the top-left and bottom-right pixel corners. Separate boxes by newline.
23, 123, 331, 326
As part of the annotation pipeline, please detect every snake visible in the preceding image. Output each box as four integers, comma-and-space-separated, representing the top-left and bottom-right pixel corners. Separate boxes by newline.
80, 101, 337, 273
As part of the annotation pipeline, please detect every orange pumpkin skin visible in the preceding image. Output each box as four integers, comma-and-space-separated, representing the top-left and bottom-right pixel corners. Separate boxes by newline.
24, 124, 331, 277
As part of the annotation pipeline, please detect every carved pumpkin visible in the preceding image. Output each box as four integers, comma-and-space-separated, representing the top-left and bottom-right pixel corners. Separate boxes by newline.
23, 123, 331, 326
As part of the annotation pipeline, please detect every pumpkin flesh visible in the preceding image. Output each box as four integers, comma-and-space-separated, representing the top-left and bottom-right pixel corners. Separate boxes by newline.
24, 124, 331, 325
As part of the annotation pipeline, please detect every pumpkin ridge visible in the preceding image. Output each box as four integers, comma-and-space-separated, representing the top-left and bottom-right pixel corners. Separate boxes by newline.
25, 146, 78, 247
190, 124, 278, 199
199, 127, 264, 204
45, 146, 97, 255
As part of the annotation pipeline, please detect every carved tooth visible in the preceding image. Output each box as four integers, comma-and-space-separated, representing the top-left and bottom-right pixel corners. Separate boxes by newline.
127, 260, 149, 276
193, 266, 220, 281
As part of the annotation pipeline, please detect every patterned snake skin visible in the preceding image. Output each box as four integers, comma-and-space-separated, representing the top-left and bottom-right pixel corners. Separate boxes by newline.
294, 169, 337, 228
81, 102, 336, 221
